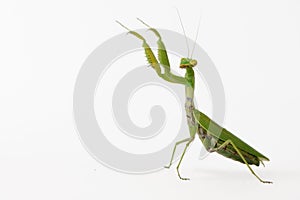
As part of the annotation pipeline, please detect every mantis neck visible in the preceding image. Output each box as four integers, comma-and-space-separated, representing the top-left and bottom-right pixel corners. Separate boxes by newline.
185, 67, 195, 101
184, 68, 196, 132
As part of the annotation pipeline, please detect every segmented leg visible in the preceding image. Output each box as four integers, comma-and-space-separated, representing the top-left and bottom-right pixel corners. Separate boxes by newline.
116, 20, 187, 85
176, 138, 194, 180
137, 18, 188, 84
164, 138, 191, 169
137, 18, 170, 71
210, 140, 272, 184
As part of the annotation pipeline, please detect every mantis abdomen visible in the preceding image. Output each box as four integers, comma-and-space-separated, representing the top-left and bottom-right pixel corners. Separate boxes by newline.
197, 125, 260, 166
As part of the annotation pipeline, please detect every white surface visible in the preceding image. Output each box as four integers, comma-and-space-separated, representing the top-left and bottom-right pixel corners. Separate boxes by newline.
1, 0, 300, 199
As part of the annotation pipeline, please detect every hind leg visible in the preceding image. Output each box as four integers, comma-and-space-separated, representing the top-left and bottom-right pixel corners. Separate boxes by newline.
210, 140, 272, 184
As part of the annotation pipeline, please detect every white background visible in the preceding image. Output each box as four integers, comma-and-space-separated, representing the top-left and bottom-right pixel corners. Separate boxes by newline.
1, 0, 300, 199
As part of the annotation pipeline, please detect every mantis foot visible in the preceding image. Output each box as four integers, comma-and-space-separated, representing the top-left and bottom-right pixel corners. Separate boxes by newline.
178, 174, 190, 181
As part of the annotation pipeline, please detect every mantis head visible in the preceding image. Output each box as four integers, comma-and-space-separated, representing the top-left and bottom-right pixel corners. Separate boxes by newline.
179, 58, 197, 68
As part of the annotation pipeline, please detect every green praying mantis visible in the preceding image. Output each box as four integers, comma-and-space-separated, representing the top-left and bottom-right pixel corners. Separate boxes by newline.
116, 18, 272, 184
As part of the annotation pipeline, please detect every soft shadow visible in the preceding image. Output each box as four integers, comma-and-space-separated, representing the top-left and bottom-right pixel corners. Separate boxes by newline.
191, 168, 269, 183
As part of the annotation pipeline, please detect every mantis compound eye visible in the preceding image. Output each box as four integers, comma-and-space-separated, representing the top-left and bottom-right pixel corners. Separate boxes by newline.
190, 59, 197, 67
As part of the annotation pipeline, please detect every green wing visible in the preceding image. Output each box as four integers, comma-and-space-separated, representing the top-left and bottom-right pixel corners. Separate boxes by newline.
193, 109, 269, 161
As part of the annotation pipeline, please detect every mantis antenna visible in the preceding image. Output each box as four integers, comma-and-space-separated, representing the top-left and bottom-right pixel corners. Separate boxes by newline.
176, 8, 190, 58
190, 14, 202, 58
115, 20, 130, 31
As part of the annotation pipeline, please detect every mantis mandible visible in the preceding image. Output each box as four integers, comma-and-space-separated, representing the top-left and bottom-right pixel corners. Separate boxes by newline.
116, 18, 272, 184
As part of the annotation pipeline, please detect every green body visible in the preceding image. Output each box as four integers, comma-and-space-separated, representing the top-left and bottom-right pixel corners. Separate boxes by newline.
117, 19, 271, 183
183, 66, 269, 167
194, 110, 269, 165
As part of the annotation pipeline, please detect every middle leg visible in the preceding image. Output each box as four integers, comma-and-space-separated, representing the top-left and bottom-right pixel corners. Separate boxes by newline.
176, 137, 194, 180
164, 137, 191, 169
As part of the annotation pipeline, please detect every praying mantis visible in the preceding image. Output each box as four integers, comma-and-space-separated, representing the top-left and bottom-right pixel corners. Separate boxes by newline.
116, 18, 272, 184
